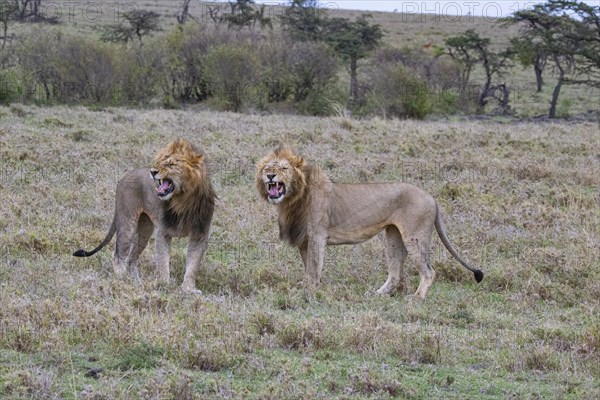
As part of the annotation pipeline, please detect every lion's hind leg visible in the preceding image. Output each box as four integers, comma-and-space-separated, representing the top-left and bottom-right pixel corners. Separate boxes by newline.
127, 214, 154, 280
377, 225, 408, 295
113, 219, 138, 278
404, 233, 435, 299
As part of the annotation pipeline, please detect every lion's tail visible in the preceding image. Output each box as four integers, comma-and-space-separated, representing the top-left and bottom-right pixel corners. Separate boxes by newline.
72, 213, 117, 257
434, 202, 484, 283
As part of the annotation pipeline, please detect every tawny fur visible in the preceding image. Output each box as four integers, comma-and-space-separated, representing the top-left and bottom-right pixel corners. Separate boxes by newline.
73, 139, 215, 292
256, 144, 483, 299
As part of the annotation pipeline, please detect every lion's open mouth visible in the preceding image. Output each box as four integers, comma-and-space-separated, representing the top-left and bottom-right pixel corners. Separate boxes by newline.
267, 182, 286, 200
155, 178, 175, 197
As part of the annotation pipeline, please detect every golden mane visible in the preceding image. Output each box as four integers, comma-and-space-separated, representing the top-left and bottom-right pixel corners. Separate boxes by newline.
155, 139, 216, 237
256, 145, 328, 246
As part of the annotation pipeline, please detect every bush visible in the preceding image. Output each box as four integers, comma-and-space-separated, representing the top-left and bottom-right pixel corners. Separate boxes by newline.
16, 28, 62, 103
288, 41, 338, 103
0, 68, 22, 104
149, 25, 215, 104
55, 37, 119, 103
17, 30, 120, 104
298, 82, 346, 116
115, 44, 160, 105
367, 46, 469, 117
256, 37, 295, 102
203, 44, 264, 112
365, 64, 432, 119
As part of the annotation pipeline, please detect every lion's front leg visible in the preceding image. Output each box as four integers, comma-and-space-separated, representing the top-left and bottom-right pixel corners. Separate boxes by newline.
304, 236, 326, 288
181, 235, 209, 293
154, 232, 172, 284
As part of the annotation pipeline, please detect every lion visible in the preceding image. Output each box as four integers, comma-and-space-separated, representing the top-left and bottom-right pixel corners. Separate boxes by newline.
256, 144, 483, 299
73, 139, 216, 293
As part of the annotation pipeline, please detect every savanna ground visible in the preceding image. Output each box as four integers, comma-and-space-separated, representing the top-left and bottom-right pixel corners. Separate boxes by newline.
0, 103, 598, 399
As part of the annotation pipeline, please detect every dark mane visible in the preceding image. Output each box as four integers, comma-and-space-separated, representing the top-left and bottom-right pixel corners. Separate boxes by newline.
163, 182, 216, 238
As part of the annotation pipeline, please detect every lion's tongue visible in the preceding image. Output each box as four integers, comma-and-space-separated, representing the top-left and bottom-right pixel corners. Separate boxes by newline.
158, 181, 170, 193
268, 185, 279, 197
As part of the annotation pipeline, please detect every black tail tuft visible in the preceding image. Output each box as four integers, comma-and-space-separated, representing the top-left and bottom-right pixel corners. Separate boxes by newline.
474, 270, 484, 283
73, 249, 89, 257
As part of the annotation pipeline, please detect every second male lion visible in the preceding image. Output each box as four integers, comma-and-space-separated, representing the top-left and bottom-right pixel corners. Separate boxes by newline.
73, 139, 215, 292
256, 144, 483, 299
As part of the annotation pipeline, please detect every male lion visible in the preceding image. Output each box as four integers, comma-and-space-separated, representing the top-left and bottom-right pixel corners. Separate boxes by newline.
73, 139, 216, 292
256, 145, 483, 299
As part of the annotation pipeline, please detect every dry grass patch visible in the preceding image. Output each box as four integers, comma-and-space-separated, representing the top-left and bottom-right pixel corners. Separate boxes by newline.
0, 105, 598, 398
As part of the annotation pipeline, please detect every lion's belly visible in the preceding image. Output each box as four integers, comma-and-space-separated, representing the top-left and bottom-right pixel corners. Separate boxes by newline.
327, 225, 385, 245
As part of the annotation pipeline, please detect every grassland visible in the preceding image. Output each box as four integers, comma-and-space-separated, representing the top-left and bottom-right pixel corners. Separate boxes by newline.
0, 103, 598, 399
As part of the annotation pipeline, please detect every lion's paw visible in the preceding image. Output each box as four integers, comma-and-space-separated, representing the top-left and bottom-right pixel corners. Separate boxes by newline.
181, 286, 203, 295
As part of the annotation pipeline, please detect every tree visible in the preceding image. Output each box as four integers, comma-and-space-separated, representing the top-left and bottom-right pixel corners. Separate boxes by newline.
13, 0, 40, 22
445, 29, 511, 113
12, 0, 58, 23
222, 0, 271, 30
547, 0, 600, 88
507, 3, 579, 118
101, 10, 161, 44
510, 36, 547, 92
1, 0, 17, 47
445, 29, 481, 89
177, 0, 192, 24
279, 0, 329, 41
325, 14, 383, 107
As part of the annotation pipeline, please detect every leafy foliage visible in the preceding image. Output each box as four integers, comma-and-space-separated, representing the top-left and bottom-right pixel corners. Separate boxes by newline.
279, 0, 329, 41
100, 9, 161, 43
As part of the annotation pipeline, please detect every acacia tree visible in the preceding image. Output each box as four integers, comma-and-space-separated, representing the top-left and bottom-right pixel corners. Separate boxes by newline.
445, 29, 511, 113
445, 29, 481, 90
325, 14, 383, 106
13, 0, 40, 21
510, 36, 547, 92
507, 3, 579, 118
177, 0, 192, 24
101, 10, 161, 43
548, 0, 600, 88
11, 0, 58, 23
279, 0, 329, 41
1, 0, 16, 47
223, 0, 271, 30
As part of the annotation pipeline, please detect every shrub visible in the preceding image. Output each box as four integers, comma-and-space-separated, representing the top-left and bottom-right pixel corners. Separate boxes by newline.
0, 68, 22, 104
15, 28, 62, 103
115, 44, 160, 105
288, 41, 338, 103
17, 30, 120, 104
365, 64, 432, 119
257, 37, 295, 102
149, 25, 214, 104
203, 44, 264, 112
55, 37, 119, 103
298, 82, 346, 116
367, 46, 469, 117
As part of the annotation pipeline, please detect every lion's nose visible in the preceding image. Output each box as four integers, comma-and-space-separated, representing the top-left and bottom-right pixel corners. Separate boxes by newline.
150, 169, 158, 178
267, 174, 276, 181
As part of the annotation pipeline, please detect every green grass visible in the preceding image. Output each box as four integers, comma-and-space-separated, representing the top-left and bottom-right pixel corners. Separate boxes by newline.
0, 104, 598, 398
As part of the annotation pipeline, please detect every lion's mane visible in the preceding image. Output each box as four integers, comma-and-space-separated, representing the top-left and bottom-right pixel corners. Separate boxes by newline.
256, 144, 328, 246
154, 139, 216, 237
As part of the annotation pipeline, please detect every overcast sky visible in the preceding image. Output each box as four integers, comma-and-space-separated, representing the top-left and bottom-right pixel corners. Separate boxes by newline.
256, 1, 599, 17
